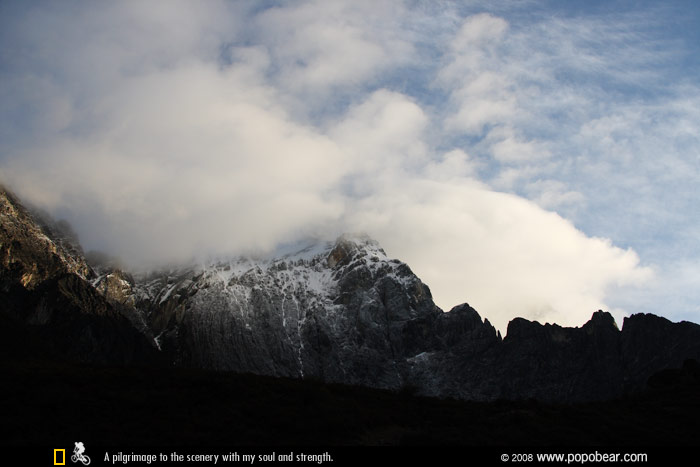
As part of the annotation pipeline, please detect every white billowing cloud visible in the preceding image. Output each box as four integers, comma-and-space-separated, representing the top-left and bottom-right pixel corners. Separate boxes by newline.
344, 174, 650, 332
425, 149, 479, 181
328, 89, 651, 331
330, 89, 429, 174
3, 49, 349, 263
256, 0, 414, 96
1, 1, 671, 331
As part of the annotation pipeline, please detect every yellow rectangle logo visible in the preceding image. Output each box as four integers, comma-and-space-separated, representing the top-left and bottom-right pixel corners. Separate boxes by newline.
54, 449, 66, 465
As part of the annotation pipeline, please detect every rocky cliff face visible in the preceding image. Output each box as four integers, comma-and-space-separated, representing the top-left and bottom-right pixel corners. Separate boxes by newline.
97, 235, 442, 391
0, 187, 159, 364
0, 189, 91, 288
3, 186, 699, 402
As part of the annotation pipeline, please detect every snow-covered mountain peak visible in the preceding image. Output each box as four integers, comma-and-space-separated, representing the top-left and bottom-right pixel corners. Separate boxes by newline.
189, 234, 401, 297
191, 234, 389, 277
92, 232, 433, 378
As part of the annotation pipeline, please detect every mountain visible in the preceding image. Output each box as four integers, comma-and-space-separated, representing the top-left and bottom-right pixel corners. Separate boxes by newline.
2, 185, 699, 402
0, 186, 159, 364
94, 234, 443, 387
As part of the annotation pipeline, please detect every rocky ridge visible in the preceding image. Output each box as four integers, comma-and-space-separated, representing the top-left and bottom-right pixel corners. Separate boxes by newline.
2, 185, 700, 402
92, 237, 700, 403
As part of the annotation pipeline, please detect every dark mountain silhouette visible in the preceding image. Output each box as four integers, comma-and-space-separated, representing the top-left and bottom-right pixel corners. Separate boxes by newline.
2, 356, 699, 447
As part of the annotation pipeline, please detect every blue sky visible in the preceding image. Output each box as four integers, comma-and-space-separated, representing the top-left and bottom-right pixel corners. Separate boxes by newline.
1, 0, 699, 331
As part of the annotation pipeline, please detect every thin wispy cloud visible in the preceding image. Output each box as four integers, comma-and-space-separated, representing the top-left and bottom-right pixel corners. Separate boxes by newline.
2, 0, 698, 331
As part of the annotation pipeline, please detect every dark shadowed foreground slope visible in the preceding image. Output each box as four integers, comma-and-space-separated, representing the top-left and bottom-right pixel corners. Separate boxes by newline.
1, 356, 699, 447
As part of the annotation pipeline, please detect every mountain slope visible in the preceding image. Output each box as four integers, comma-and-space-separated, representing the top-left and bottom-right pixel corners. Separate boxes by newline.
0, 186, 159, 364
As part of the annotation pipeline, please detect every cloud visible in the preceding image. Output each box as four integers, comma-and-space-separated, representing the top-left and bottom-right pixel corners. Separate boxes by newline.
345, 175, 652, 331
330, 89, 429, 175
4, 1, 693, 332
251, 0, 416, 116
486, 126, 550, 163
524, 179, 585, 211
452, 12, 509, 49
439, 14, 517, 135
2, 60, 349, 262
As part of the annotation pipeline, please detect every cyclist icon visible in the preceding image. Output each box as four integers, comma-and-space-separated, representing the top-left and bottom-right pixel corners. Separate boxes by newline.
71, 442, 91, 465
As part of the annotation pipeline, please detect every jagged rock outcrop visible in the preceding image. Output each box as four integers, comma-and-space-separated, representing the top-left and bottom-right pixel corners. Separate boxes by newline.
0, 186, 159, 364
3, 186, 700, 402
0, 189, 91, 288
